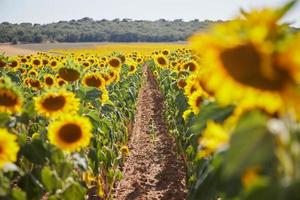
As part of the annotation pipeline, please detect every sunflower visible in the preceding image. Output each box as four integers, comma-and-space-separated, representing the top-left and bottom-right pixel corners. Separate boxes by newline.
58, 67, 80, 82
44, 74, 56, 87
108, 57, 122, 70
189, 6, 299, 115
162, 49, 170, 56
182, 60, 199, 72
117, 54, 126, 63
31, 57, 42, 67
154, 55, 168, 68
20, 57, 27, 64
28, 69, 39, 77
177, 79, 187, 89
99, 89, 109, 105
128, 64, 136, 74
0, 128, 20, 169
198, 121, 229, 159
9, 60, 19, 68
57, 78, 67, 86
29, 79, 42, 90
47, 115, 93, 152
35, 90, 79, 118
120, 145, 130, 156
82, 73, 105, 89
188, 90, 202, 114
109, 70, 120, 83
0, 58, 6, 68
50, 60, 58, 68
0, 85, 22, 114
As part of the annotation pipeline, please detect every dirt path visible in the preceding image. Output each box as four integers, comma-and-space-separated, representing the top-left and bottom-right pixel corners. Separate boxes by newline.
0, 44, 37, 56
114, 66, 187, 200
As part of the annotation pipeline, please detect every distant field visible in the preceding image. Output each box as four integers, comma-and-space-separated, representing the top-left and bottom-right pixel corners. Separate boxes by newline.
0, 42, 187, 56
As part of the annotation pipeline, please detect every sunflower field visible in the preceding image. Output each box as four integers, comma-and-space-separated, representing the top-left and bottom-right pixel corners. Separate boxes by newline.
1, 1, 300, 200
0, 50, 143, 199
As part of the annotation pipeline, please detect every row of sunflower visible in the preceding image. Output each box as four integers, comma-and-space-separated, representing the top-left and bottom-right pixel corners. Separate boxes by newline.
151, 1, 300, 199
0, 50, 142, 199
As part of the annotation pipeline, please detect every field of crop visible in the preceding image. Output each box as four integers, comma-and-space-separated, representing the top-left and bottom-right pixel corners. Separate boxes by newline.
1, 2, 300, 200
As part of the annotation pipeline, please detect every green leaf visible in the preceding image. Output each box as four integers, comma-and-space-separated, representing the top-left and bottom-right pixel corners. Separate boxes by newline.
18, 173, 43, 200
223, 111, 275, 178
41, 166, 61, 193
0, 113, 10, 126
61, 183, 86, 200
21, 140, 49, 165
11, 188, 26, 200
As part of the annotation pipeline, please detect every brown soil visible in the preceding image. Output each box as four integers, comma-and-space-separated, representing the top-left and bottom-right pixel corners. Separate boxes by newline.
114, 65, 187, 200
0, 44, 37, 56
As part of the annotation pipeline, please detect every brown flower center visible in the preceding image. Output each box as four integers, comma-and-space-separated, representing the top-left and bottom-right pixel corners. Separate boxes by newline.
220, 43, 289, 91
45, 77, 54, 85
157, 57, 166, 65
0, 59, 6, 68
130, 65, 135, 72
58, 68, 80, 82
195, 96, 202, 107
58, 123, 82, 143
10, 61, 18, 68
85, 76, 102, 88
109, 58, 120, 68
33, 59, 41, 66
0, 89, 18, 107
42, 95, 66, 111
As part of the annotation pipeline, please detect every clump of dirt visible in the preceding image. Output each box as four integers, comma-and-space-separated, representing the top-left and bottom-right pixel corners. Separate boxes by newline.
114, 65, 187, 200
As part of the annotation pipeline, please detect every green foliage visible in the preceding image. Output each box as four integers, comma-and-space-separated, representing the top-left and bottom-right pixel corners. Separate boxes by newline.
0, 19, 218, 43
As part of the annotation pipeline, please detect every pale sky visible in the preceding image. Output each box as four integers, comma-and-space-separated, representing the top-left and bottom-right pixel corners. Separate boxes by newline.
0, 0, 299, 27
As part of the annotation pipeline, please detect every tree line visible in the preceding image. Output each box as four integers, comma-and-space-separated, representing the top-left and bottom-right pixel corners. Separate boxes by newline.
0, 18, 222, 43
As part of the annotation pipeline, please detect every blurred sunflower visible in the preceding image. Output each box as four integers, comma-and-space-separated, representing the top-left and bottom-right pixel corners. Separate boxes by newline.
108, 57, 122, 70
50, 60, 58, 68
0, 84, 22, 114
35, 90, 79, 118
82, 73, 105, 89
57, 78, 67, 86
0, 128, 19, 169
120, 145, 130, 156
44, 74, 56, 87
128, 64, 137, 74
47, 115, 92, 152
9, 60, 19, 68
154, 55, 168, 68
28, 79, 42, 90
0, 58, 6, 68
58, 67, 80, 82
99, 89, 109, 105
189, 4, 300, 115
198, 121, 229, 158
28, 69, 39, 77
31, 57, 42, 67
188, 90, 202, 114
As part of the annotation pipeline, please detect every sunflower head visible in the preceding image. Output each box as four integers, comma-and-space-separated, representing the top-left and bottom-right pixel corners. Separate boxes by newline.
108, 57, 122, 69
82, 73, 105, 89
48, 115, 93, 152
120, 145, 130, 157
31, 57, 42, 67
188, 90, 203, 114
44, 74, 56, 87
0, 81, 22, 114
189, 3, 299, 114
154, 55, 169, 68
35, 90, 79, 118
0, 128, 19, 169
0, 58, 7, 68
58, 67, 81, 82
